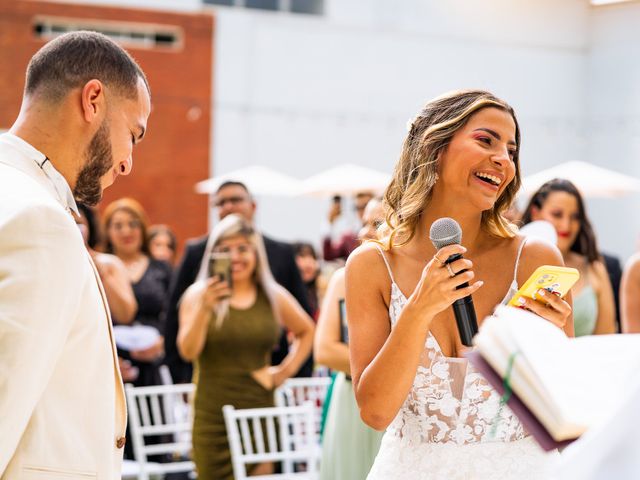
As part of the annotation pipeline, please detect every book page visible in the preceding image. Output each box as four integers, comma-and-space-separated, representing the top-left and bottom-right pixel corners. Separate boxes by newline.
475, 319, 572, 438
487, 306, 640, 432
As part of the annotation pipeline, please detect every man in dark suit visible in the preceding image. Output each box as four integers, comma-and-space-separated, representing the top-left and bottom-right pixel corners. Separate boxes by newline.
164, 181, 313, 383
602, 251, 623, 332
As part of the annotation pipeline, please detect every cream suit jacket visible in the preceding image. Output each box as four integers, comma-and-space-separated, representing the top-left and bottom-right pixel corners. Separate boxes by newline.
0, 134, 127, 479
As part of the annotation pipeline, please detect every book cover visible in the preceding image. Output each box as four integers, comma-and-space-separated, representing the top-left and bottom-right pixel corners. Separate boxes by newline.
466, 349, 576, 451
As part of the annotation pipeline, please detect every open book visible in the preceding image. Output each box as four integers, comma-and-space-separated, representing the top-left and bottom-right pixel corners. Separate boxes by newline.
467, 305, 640, 451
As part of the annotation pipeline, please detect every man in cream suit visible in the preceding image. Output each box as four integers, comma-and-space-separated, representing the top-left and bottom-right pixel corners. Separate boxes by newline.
0, 32, 151, 479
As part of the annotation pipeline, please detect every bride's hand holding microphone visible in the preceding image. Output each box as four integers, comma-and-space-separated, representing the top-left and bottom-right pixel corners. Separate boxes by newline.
403, 244, 484, 327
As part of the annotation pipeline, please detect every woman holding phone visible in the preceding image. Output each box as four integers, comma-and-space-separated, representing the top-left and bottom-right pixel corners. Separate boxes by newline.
177, 214, 315, 480
346, 90, 573, 479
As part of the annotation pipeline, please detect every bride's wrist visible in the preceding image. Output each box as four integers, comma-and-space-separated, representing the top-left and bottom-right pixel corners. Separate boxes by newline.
399, 302, 434, 331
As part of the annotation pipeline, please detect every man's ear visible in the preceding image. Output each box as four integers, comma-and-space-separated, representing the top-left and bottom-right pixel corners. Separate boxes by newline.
249, 200, 257, 220
80, 79, 105, 123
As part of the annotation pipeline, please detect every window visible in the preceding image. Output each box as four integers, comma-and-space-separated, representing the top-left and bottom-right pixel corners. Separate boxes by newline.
246, 0, 278, 11
290, 0, 323, 15
33, 17, 183, 50
203, 0, 324, 15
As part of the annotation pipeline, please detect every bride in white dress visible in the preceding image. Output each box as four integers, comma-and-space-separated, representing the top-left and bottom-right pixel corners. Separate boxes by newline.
346, 90, 574, 480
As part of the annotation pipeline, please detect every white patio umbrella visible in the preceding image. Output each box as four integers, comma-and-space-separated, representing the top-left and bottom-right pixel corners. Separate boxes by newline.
521, 161, 640, 198
297, 163, 391, 198
194, 165, 301, 196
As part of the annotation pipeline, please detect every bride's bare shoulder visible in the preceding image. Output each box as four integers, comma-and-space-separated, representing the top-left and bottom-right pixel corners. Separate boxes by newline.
346, 241, 394, 283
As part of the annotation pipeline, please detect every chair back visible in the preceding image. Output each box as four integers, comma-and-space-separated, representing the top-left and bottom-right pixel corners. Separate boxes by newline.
125, 383, 195, 480
223, 403, 319, 480
274, 377, 332, 437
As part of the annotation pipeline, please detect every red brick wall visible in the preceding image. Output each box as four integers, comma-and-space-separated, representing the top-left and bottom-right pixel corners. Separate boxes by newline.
0, 0, 214, 256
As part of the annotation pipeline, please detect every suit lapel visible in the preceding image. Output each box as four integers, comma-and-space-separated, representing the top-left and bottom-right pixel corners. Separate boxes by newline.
85, 251, 128, 430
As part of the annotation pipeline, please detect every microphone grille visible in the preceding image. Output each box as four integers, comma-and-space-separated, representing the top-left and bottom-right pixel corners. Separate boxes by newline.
429, 217, 462, 249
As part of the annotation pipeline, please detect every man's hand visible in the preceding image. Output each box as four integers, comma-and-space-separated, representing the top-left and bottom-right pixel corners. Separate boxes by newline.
118, 357, 139, 382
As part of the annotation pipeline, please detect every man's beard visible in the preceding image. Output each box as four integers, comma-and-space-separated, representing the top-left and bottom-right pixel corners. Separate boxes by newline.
73, 121, 113, 206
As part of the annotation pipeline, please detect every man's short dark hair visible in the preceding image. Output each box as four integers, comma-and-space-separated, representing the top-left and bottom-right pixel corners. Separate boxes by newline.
25, 31, 149, 103
216, 181, 251, 196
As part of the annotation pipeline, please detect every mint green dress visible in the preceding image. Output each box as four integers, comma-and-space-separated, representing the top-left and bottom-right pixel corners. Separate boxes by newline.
320, 372, 384, 480
573, 284, 598, 337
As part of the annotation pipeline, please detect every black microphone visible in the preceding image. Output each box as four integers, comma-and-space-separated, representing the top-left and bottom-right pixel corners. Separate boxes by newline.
429, 218, 478, 347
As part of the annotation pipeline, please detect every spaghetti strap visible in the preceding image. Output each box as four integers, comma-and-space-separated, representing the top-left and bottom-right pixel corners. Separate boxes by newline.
374, 244, 396, 284
513, 237, 528, 283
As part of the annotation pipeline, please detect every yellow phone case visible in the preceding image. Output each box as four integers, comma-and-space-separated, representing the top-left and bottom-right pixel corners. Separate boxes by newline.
508, 265, 580, 308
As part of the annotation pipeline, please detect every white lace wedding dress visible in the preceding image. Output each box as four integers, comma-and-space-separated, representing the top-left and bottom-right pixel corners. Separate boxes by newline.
367, 244, 558, 480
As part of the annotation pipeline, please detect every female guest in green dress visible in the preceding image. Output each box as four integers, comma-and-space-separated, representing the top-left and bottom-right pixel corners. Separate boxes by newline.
315, 199, 385, 480
521, 178, 616, 336
177, 214, 315, 479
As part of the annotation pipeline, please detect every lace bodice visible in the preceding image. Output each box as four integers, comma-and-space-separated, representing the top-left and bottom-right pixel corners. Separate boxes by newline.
377, 242, 528, 446
386, 283, 526, 446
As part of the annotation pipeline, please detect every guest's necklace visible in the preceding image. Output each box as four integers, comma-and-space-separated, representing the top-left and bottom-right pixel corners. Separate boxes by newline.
124, 254, 147, 275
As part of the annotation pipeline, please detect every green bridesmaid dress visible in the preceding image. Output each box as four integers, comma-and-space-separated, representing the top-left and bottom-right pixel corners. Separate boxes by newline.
320, 372, 384, 480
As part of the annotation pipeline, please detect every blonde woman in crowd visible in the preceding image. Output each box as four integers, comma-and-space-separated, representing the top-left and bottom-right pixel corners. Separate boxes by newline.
346, 90, 573, 479
177, 214, 314, 479
316, 198, 386, 480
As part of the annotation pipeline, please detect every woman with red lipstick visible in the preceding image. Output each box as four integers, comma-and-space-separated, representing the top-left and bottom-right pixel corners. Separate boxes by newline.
103, 198, 172, 387
346, 90, 573, 479
522, 178, 616, 336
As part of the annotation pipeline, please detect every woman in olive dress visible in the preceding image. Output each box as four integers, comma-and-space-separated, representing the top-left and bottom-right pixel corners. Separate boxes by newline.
178, 214, 315, 479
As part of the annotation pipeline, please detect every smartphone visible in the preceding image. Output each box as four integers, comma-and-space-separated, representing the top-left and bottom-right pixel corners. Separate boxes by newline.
208, 252, 233, 292
338, 298, 349, 345
507, 265, 579, 308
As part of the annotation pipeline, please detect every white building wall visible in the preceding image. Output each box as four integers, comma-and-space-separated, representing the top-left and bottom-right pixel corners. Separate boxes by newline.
587, 2, 640, 261
48, 0, 640, 260
212, 0, 593, 252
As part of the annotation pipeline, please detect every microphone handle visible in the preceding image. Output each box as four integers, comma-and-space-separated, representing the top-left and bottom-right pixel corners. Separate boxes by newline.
445, 252, 478, 347
452, 296, 478, 346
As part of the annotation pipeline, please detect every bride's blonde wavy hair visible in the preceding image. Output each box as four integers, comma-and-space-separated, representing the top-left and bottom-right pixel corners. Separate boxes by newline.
383, 90, 521, 249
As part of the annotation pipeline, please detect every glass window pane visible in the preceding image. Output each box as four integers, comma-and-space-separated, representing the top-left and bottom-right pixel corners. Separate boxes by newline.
290, 0, 323, 14
203, 0, 235, 6
246, 0, 278, 11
